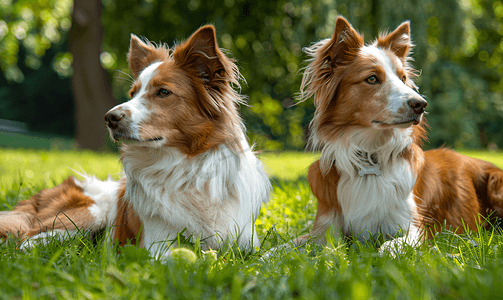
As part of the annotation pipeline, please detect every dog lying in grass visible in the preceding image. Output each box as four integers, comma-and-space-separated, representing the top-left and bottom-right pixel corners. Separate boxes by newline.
295, 16, 503, 253
0, 25, 271, 259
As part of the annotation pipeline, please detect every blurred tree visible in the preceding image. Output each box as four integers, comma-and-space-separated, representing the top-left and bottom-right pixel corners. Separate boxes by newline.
69, 0, 115, 150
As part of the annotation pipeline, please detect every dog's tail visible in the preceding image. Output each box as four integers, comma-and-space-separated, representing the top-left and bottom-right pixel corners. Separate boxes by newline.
0, 175, 121, 241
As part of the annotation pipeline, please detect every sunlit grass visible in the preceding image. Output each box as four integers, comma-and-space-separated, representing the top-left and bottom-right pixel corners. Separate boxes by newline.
259, 151, 319, 181
0, 148, 121, 210
458, 150, 503, 169
1, 148, 503, 298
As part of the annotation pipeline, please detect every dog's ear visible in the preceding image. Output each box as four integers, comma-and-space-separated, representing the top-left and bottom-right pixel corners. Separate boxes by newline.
299, 17, 363, 113
175, 25, 234, 86
128, 35, 156, 78
377, 21, 412, 59
324, 17, 364, 67
175, 25, 241, 119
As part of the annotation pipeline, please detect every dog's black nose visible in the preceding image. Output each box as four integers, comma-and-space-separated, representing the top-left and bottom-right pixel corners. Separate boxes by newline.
407, 98, 427, 114
104, 110, 125, 129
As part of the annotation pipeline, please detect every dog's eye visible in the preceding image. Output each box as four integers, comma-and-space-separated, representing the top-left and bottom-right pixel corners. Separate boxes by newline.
130, 91, 136, 98
366, 75, 379, 85
402, 75, 407, 83
157, 88, 172, 97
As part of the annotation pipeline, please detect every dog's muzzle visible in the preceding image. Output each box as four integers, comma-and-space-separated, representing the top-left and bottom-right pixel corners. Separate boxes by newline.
104, 109, 125, 130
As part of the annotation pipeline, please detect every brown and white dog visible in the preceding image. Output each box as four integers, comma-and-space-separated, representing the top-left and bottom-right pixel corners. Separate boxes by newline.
0, 26, 271, 258
297, 17, 503, 251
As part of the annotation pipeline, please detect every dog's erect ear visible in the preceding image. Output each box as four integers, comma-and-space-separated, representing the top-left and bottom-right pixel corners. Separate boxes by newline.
174, 25, 241, 119
299, 17, 363, 114
324, 17, 364, 66
377, 21, 412, 59
175, 25, 232, 85
128, 34, 155, 78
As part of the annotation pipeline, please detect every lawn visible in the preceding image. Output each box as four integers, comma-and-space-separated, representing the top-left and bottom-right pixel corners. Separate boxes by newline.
1, 148, 503, 299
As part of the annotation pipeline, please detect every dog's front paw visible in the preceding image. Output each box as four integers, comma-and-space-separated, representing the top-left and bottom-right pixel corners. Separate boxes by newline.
379, 237, 409, 257
19, 229, 77, 251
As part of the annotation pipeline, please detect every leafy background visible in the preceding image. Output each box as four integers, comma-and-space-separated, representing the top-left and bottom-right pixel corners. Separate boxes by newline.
1, 0, 503, 150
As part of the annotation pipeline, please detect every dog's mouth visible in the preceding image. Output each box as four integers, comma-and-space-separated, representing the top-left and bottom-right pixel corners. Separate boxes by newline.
394, 118, 419, 126
111, 132, 163, 143
372, 113, 423, 127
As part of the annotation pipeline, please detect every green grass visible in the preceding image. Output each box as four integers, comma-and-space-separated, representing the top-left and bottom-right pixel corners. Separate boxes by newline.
458, 150, 503, 169
1, 148, 503, 299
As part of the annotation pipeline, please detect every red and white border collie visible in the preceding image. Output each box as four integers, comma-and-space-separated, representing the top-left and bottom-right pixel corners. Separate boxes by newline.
297, 17, 503, 251
0, 26, 271, 258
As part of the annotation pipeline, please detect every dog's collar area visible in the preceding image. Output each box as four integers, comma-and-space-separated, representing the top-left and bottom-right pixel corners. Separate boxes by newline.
356, 151, 378, 164
331, 151, 382, 176
358, 165, 382, 176
356, 151, 381, 176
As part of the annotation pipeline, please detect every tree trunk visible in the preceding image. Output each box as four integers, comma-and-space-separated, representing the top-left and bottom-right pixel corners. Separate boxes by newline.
69, 0, 116, 150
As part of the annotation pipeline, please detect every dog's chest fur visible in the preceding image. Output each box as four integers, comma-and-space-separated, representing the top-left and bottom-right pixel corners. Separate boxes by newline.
336, 158, 416, 239
318, 128, 418, 240
120, 136, 270, 251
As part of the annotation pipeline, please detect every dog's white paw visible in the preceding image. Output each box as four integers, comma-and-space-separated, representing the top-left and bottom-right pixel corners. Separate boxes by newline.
20, 230, 77, 251
379, 237, 409, 257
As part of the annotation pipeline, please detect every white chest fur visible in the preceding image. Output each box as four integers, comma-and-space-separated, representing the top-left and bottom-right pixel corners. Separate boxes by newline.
121, 137, 270, 256
336, 158, 416, 239
316, 128, 418, 241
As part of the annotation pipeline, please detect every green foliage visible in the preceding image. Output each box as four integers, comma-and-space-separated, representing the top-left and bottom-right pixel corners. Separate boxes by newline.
2, 150, 503, 298
0, 0, 72, 82
99, 0, 336, 150
2, 0, 503, 150
0, 0, 74, 136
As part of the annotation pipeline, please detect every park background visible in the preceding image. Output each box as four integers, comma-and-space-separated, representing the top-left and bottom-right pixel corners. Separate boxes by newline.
1, 0, 503, 152
2, 1, 503, 298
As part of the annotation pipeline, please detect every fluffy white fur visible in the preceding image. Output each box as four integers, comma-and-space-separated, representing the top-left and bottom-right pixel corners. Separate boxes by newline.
313, 127, 419, 241
74, 175, 121, 230
120, 133, 270, 258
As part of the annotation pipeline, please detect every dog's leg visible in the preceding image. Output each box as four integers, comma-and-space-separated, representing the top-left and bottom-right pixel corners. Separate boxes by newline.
0, 210, 36, 240
296, 160, 342, 245
110, 196, 142, 247
295, 204, 338, 246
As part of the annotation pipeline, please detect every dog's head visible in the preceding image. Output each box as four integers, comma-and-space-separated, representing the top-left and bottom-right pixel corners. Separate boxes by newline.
105, 26, 243, 156
301, 17, 427, 140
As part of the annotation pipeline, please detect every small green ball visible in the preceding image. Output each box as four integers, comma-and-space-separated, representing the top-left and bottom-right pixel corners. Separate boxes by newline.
170, 248, 198, 265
